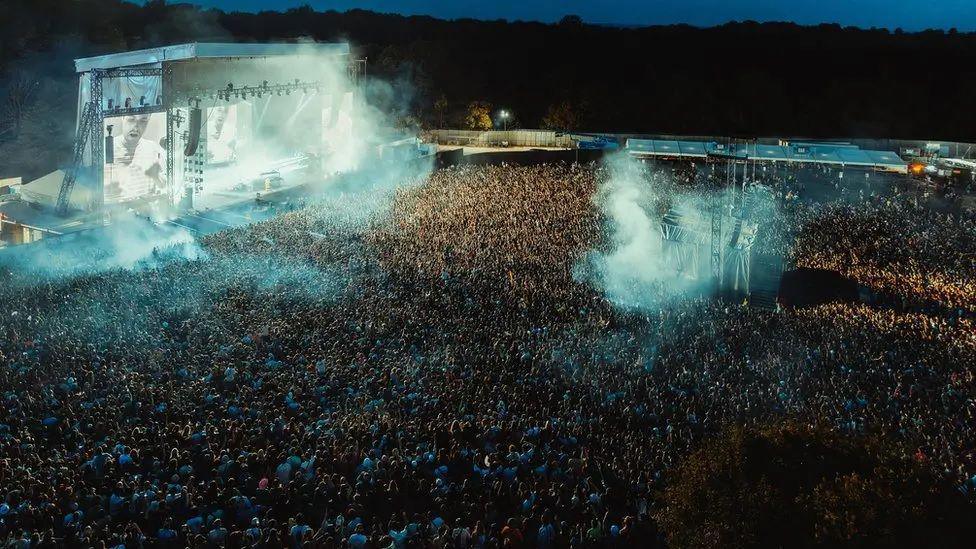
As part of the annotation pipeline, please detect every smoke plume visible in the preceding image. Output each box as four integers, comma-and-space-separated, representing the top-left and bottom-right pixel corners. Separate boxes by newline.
582, 153, 708, 310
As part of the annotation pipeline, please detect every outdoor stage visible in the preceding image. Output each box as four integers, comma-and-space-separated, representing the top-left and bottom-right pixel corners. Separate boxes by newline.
0, 41, 367, 245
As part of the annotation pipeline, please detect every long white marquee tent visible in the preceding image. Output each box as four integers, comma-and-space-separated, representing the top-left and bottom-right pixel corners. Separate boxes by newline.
626, 139, 908, 173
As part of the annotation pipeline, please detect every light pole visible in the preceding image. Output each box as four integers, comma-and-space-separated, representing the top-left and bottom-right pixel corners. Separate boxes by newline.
499, 110, 510, 131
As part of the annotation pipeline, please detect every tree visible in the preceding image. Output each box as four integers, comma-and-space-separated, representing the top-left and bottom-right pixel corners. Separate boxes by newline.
559, 15, 584, 28
394, 114, 421, 133
464, 101, 492, 131
656, 422, 973, 548
432, 95, 448, 129
0, 67, 74, 180
1, 71, 40, 138
541, 100, 581, 131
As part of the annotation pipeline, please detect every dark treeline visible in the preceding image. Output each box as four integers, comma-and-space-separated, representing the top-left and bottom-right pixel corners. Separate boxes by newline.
1, 0, 975, 180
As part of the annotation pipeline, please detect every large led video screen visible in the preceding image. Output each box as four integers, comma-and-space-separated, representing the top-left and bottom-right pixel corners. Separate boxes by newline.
103, 113, 167, 204
207, 104, 247, 166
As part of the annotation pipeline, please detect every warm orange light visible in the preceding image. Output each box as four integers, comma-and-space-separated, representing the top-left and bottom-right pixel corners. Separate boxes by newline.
910, 163, 925, 174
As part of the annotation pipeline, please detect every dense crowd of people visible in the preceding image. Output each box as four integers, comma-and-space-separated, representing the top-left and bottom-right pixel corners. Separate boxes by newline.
791, 199, 976, 312
1, 161, 974, 547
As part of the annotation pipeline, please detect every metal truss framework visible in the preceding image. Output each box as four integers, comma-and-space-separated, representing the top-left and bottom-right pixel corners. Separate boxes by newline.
710, 151, 729, 287
57, 67, 165, 215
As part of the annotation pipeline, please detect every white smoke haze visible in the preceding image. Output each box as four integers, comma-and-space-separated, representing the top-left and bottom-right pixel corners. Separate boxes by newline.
187, 43, 370, 198
300, 66, 434, 226
582, 153, 713, 310
190, 40, 433, 225
0, 213, 205, 284
0, 252, 355, 351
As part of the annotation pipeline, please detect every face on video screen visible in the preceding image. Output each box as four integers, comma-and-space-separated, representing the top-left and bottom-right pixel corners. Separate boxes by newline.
103, 113, 167, 204
123, 114, 150, 147
207, 104, 239, 165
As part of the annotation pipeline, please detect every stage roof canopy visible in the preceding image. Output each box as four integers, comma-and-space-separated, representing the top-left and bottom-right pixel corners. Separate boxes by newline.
626, 139, 908, 173
75, 42, 350, 72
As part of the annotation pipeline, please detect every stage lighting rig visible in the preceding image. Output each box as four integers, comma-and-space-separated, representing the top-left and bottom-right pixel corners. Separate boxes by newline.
171, 78, 322, 109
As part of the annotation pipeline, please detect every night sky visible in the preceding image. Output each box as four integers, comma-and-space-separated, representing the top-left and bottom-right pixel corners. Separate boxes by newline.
187, 0, 976, 31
